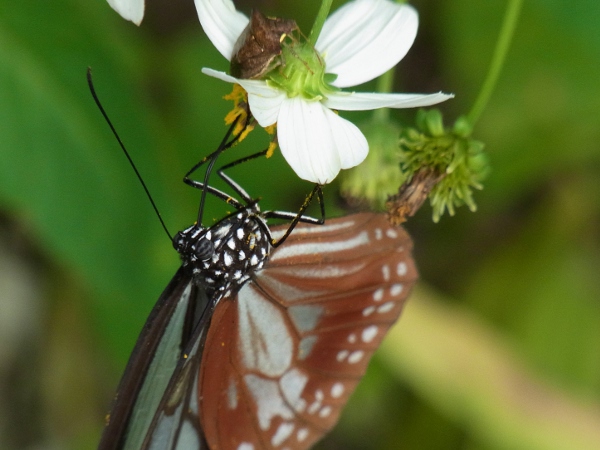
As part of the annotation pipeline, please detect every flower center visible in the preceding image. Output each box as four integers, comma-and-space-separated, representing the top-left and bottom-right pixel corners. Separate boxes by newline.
266, 36, 338, 101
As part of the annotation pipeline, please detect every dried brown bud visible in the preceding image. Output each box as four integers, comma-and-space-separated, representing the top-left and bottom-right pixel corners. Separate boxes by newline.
386, 168, 445, 225
230, 9, 298, 80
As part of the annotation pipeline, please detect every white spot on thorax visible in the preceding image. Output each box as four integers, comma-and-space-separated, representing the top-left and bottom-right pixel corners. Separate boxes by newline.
215, 224, 232, 237
223, 252, 233, 267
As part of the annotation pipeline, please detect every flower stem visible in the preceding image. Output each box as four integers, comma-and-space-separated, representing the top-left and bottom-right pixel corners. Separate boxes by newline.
308, 0, 333, 46
466, 0, 523, 127
372, 69, 394, 122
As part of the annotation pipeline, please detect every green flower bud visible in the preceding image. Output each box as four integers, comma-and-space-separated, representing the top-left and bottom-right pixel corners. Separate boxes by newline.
399, 110, 489, 222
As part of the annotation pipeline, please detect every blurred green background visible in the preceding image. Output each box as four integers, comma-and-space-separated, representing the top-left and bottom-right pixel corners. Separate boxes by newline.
1, 0, 599, 449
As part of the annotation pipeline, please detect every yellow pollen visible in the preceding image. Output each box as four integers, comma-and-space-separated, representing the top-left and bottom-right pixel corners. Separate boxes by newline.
224, 84, 254, 141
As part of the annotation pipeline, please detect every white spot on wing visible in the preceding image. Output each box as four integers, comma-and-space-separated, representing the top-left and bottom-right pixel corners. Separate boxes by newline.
382, 264, 390, 281
361, 326, 379, 343
347, 333, 357, 343
270, 219, 356, 241
288, 305, 324, 332
227, 238, 236, 250
237, 286, 292, 376
331, 383, 344, 398
374, 228, 383, 240
377, 302, 395, 314
386, 228, 398, 238
270, 231, 370, 261
397, 262, 407, 276
227, 377, 238, 409
275, 262, 367, 279
280, 368, 308, 413
373, 288, 384, 302
390, 283, 403, 296
362, 306, 375, 317
336, 350, 349, 362
298, 336, 318, 360
244, 375, 294, 430
348, 350, 364, 364
271, 422, 294, 447
297, 428, 309, 442
237, 444, 254, 450
319, 406, 332, 418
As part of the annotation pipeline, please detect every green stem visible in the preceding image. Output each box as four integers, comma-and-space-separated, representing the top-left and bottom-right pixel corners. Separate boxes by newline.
466, 0, 523, 127
308, 0, 333, 46
372, 69, 395, 122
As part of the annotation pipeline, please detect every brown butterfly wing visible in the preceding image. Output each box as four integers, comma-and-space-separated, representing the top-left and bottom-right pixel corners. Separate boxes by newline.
200, 213, 418, 449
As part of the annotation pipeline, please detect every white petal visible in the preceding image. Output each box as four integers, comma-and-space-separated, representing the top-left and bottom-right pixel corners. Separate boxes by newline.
316, 0, 418, 88
324, 91, 454, 111
277, 98, 368, 184
195, 0, 249, 61
107, 0, 144, 25
247, 88, 286, 128
202, 68, 285, 127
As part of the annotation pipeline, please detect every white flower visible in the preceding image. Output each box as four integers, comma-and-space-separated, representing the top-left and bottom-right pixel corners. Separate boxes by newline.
107, 0, 145, 25
196, 0, 453, 184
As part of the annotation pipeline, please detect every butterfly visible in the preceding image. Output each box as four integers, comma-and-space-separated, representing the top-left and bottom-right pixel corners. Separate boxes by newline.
89, 73, 417, 450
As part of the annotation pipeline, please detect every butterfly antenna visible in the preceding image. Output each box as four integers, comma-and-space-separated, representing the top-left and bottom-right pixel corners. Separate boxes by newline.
191, 115, 243, 226
87, 68, 173, 242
